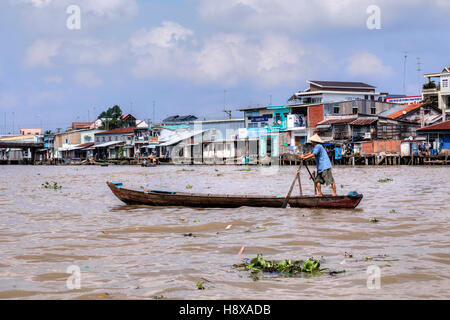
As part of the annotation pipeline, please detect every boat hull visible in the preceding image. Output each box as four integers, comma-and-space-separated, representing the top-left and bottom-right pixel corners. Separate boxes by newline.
107, 182, 363, 209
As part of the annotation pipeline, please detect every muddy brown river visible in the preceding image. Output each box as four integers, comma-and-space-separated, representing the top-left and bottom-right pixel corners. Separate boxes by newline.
0, 165, 449, 299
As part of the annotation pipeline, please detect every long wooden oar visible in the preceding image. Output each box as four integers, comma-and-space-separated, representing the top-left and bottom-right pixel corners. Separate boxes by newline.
282, 162, 302, 208
303, 161, 317, 194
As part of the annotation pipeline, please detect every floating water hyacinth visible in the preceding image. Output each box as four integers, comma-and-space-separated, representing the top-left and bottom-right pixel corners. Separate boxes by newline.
378, 178, 393, 183
234, 254, 322, 275
41, 181, 62, 190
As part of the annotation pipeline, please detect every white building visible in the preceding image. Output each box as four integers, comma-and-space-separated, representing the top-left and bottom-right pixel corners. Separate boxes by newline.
287, 80, 387, 105
423, 67, 450, 121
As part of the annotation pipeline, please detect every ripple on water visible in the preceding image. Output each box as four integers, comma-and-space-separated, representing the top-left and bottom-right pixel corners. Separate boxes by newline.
0, 165, 449, 299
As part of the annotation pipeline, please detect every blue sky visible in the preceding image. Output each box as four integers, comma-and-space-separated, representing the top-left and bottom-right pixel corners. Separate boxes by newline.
1, 0, 449, 132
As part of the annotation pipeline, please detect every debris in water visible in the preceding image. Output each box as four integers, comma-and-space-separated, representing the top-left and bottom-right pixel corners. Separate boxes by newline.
225, 225, 232, 230
41, 181, 62, 190
183, 233, 194, 237
234, 254, 321, 275
344, 252, 353, 258
238, 246, 245, 255
196, 281, 205, 290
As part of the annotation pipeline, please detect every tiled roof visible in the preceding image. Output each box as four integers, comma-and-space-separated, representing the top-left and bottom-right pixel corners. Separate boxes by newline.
72, 122, 92, 128
75, 142, 95, 149
308, 80, 375, 89
417, 120, 450, 131
95, 128, 135, 135
350, 118, 378, 126
387, 103, 424, 119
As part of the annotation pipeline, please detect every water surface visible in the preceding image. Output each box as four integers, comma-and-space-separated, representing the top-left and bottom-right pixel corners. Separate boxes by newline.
0, 165, 449, 299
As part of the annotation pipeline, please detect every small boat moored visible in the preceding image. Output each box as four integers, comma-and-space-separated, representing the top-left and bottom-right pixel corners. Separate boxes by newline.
107, 182, 363, 209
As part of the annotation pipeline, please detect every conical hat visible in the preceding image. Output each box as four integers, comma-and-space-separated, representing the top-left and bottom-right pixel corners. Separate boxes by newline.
308, 134, 324, 144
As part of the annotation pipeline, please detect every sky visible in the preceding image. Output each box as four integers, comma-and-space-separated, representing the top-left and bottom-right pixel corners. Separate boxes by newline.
0, 0, 449, 133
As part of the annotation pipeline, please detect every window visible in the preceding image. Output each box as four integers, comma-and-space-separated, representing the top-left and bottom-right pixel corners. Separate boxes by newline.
102, 137, 106, 142
109, 136, 112, 141
443, 78, 449, 88
334, 106, 340, 114
115, 136, 118, 141
96, 137, 100, 142
65, 139, 69, 143
371, 107, 377, 115
352, 107, 358, 114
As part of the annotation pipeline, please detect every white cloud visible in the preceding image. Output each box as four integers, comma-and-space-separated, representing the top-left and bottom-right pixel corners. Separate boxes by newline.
18, 0, 52, 8
24, 39, 61, 68
197, 0, 436, 32
346, 52, 393, 77
73, 69, 103, 87
78, 0, 138, 20
130, 22, 332, 87
17, 0, 138, 18
130, 22, 194, 53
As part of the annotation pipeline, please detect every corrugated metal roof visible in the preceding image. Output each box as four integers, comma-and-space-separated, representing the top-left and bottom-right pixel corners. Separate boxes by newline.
308, 80, 375, 88
417, 120, 450, 131
95, 128, 135, 135
159, 130, 208, 146
318, 117, 357, 125
95, 141, 123, 148
350, 118, 378, 126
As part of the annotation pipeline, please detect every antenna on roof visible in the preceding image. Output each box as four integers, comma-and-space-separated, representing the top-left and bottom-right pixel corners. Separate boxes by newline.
417, 57, 422, 94
403, 52, 408, 95
223, 89, 232, 119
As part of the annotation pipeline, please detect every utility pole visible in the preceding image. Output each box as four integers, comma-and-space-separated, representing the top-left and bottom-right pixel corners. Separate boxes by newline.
417, 57, 422, 94
223, 90, 232, 119
152, 100, 156, 125
403, 52, 408, 95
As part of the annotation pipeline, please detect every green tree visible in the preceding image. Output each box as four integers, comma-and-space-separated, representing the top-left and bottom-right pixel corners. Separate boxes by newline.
98, 105, 124, 130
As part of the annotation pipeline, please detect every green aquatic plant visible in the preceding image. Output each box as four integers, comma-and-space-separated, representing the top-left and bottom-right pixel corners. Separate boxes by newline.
378, 178, 393, 183
41, 181, 62, 190
234, 254, 322, 275
237, 168, 251, 172
369, 218, 379, 223
216, 173, 223, 177
196, 281, 205, 290
186, 184, 193, 189
390, 209, 397, 213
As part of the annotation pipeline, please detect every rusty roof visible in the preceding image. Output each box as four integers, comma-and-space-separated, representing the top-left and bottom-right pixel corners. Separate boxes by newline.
318, 117, 357, 125
417, 120, 450, 132
95, 128, 135, 135
75, 142, 95, 149
350, 118, 378, 126
387, 103, 426, 119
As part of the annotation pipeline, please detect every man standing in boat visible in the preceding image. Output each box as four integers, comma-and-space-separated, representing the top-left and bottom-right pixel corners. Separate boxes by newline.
300, 134, 337, 197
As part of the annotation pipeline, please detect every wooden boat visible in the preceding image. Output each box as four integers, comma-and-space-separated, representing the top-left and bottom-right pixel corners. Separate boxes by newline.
107, 182, 363, 209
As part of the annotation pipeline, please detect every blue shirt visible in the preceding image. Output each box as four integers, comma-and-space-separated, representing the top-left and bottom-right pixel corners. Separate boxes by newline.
312, 144, 332, 173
